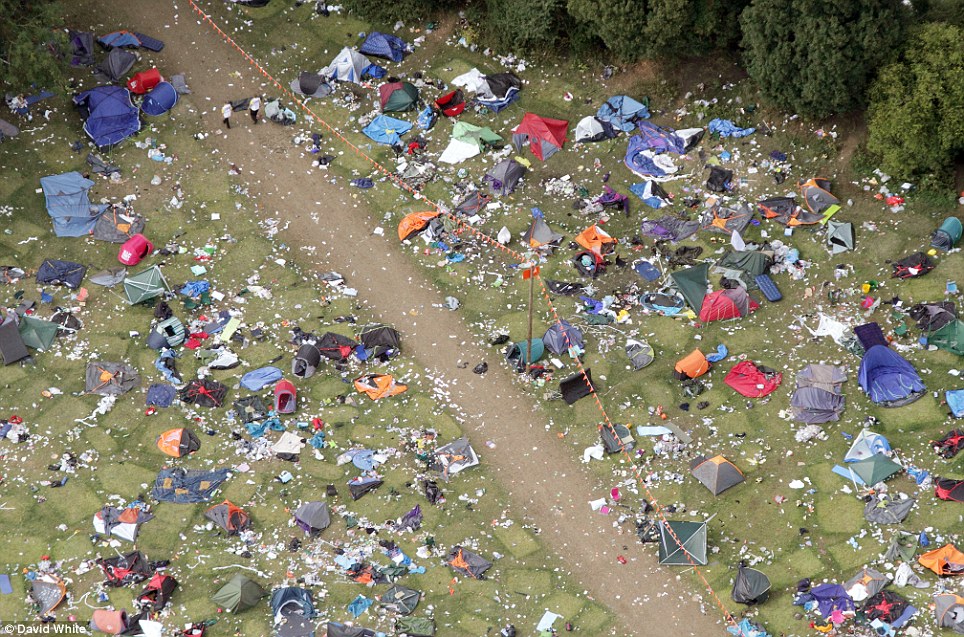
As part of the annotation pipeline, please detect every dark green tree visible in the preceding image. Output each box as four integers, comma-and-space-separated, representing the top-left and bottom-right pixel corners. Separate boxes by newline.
484, 0, 569, 52
567, 0, 650, 60
340, 0, 452, 26
0, 0, 65, 90
866, 22, 964, 186
740, 0, 907, 118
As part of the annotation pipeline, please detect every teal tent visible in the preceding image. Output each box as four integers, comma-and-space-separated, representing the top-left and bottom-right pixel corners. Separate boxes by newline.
658, 520, 707, 565
19, 316, 59, 350
929, 320, 964, 356
670, 263, 710, 313
845, 455, 902, 486
932, 217, 962, 251
124, 266, 169, 304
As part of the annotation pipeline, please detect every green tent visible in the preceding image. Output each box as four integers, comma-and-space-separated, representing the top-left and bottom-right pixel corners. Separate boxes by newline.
123, 265, 169, 305
658, 520, 707, 565
506, 338, 545, 366
380, 81, 419, 112
846, 455, 902, 486
715, 251, 773, 289
929, 320, 964, 356
452, 121, 502, 151
19, 316, 59, 350
931, 217, 962, 251
670, 263, 710, 313
396, 616, 435, 636
211, 574, 264, 613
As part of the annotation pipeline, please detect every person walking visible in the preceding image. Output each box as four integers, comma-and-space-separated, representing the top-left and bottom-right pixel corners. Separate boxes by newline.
222, 102, 233, 129
249, 95, 262, 124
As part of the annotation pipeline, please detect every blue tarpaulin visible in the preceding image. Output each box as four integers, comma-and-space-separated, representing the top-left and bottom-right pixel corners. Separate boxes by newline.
180, 281, 209, 297
362, 115, 412, 146
949, 389, 964, 418
39, 172, 105, 237
597, 95, 649, 132
240, 366, 283, 391
73, 86, 141, 148
708, 118, 755, 138
359, 32, 410, 62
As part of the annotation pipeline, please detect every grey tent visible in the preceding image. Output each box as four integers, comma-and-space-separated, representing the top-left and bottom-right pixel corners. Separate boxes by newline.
147, 317, 185, 349
29, 576, 66, 615
395, 617, 435, 637
270, 587, 315, 637
293, 501, 331, 534
935, 593, 964, 634
326, 623, 375, 637
522, 217, 563, 249
212, 574, 265, 613
484, 159, 526, 197
731, 564, 770, 605
434, 438, 479, 478
446, 546, 491, 579
152, 467, 231, 503
289, 71, 332, 98
0, 117, 19, 142
658, 520, 707, 565
574, 116, 617, 143
124, 265, 169, 304
864, 494, 915, 524
626, 339, 655, 370
826, 220, 855, 254
93, 206, 145, 242
204, 501, 250, 534
379, 585, 420, 615
292, 343, 322, 378
0, 319, 30, 365
884, 531, 918, 563
932, 217, 963, 251
670, 263, 710, 313
90, 267, 127, 287
791, 365, 847, 424
690, 455, 745, 495
844, 567, 888, 601
600, 423, 634, 454
85, 361, 140, 395
542, 320, 584, 355
94, 49, 138, 83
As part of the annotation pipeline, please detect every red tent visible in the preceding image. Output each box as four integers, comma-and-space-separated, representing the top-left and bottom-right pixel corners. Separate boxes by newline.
118, 234, 154, 266
128, 68, 162, 95
512, 113, 569, 160
435, 90, 465, 117
724, 361, 782, 398
274, 379, 297, 413
698, 288, 758, 323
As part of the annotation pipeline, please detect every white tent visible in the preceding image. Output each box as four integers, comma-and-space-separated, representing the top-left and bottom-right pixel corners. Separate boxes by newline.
439, 139, 481, 164
321, 47, 372, 84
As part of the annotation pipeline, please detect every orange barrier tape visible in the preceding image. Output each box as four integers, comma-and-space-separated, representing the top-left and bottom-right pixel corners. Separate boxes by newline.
187, 1, 739, 630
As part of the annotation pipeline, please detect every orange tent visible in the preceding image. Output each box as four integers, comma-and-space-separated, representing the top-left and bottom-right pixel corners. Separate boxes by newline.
919, 544, 964, 576
156, 428, 201, 458
354, 374, 408, 400
575, 225, 617, 255
398, 211, 440, 241
674, 349, 710, 381
91, 609, 127, 634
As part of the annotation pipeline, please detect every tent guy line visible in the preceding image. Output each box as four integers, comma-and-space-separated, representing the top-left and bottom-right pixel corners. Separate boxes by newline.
186, 0, 740, 630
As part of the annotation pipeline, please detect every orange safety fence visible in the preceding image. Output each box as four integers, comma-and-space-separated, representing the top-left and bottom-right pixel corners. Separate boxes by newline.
186, 0, 739, 630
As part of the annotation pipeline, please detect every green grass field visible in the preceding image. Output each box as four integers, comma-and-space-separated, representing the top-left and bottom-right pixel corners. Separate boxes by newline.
179, 2, 964, 634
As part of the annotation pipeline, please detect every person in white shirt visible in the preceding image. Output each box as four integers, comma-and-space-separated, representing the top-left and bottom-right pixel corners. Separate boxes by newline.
221, 102, 233, 129
249, 95, 261, 124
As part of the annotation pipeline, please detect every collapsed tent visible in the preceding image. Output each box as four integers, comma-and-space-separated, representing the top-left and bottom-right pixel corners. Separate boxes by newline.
600, 423, 635, 454
362, 114, 411, 146
124, 265, 170, 304
74, 86, 141, 148
18, 316, 58, 351
30, 575, 66, 615
434, 89, 466, 117
0, 319, 30, 366
40, 172, 104, 237
348, 475, 383, 500
446, 546, 491, 579
699, 288, 758, 323
141, 82, 178, 116
858, 345, 925, 407
701, 204, 752, 235
379, 81, 419, 112
690, 454, 745, 495
892, 252, 935, 279
658, 520, 707, 565
179, 378, 227, 408
522, 216, 563, 249
573, 116, 617, 143
93, 205, 145, 242
205, 501, 251, 534
473, 72, 522, 112
135, 573, 177, 611
353, 373, 407, 400
932, 217, 963, 251
152, 467, 230, 503
935, 593, 964, 633
398, 210, 440, 241
596, 95, 648, 131
97, 551, 153, 587
270, 587, 316, 637
826, 220, 855, 254
433, 438, 480, 477
321, 47, 377, 83
572, 250, 606, 278
379, 585, 420, 615
864, 494, 915, 524
90, 609, 126, 634
732, 564, 770, 605
799, 177, 839, 214
935, 478, 964, 502
484, 159, 526, 196
560, 369, 595, 404
757, 197, 822, 227
357, 324, 401, 360
670, 263, 710, 313
543, 320, 584, 355
948, 389, 964, 419
512, 113, 568, 160
326, 623, 376, 637
86, 361, 140, 395
791, 365, 847, 423
359, 31, 409, 62
156, 428, 200, 458
211, 574, 264, 613
94, 49, 137, 83
724, 361, 782, 398
98, 30, 164, 51
438, 122, 502, 164
70, 30, 96, 66
575, 225, 617, 255
93, 506, 154, 542
293, 501, 331, 534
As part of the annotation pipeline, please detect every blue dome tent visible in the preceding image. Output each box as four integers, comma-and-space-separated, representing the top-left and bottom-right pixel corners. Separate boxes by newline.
362, 115, 411, 146
141, 82, 178, 116
73, 86, 141, 148
359, 31, 410, 62
858, 345, 926, 407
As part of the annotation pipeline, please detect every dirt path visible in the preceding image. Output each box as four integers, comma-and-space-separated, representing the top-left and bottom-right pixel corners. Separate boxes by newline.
102, 2, 724, 634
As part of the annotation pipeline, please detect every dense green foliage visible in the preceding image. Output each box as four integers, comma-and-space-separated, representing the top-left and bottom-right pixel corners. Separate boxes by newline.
866, 22, 964, 188
0, 0, 65, 91
484, 0, 569, 51
340, 0, 456, 26
740, 0, 906, 118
